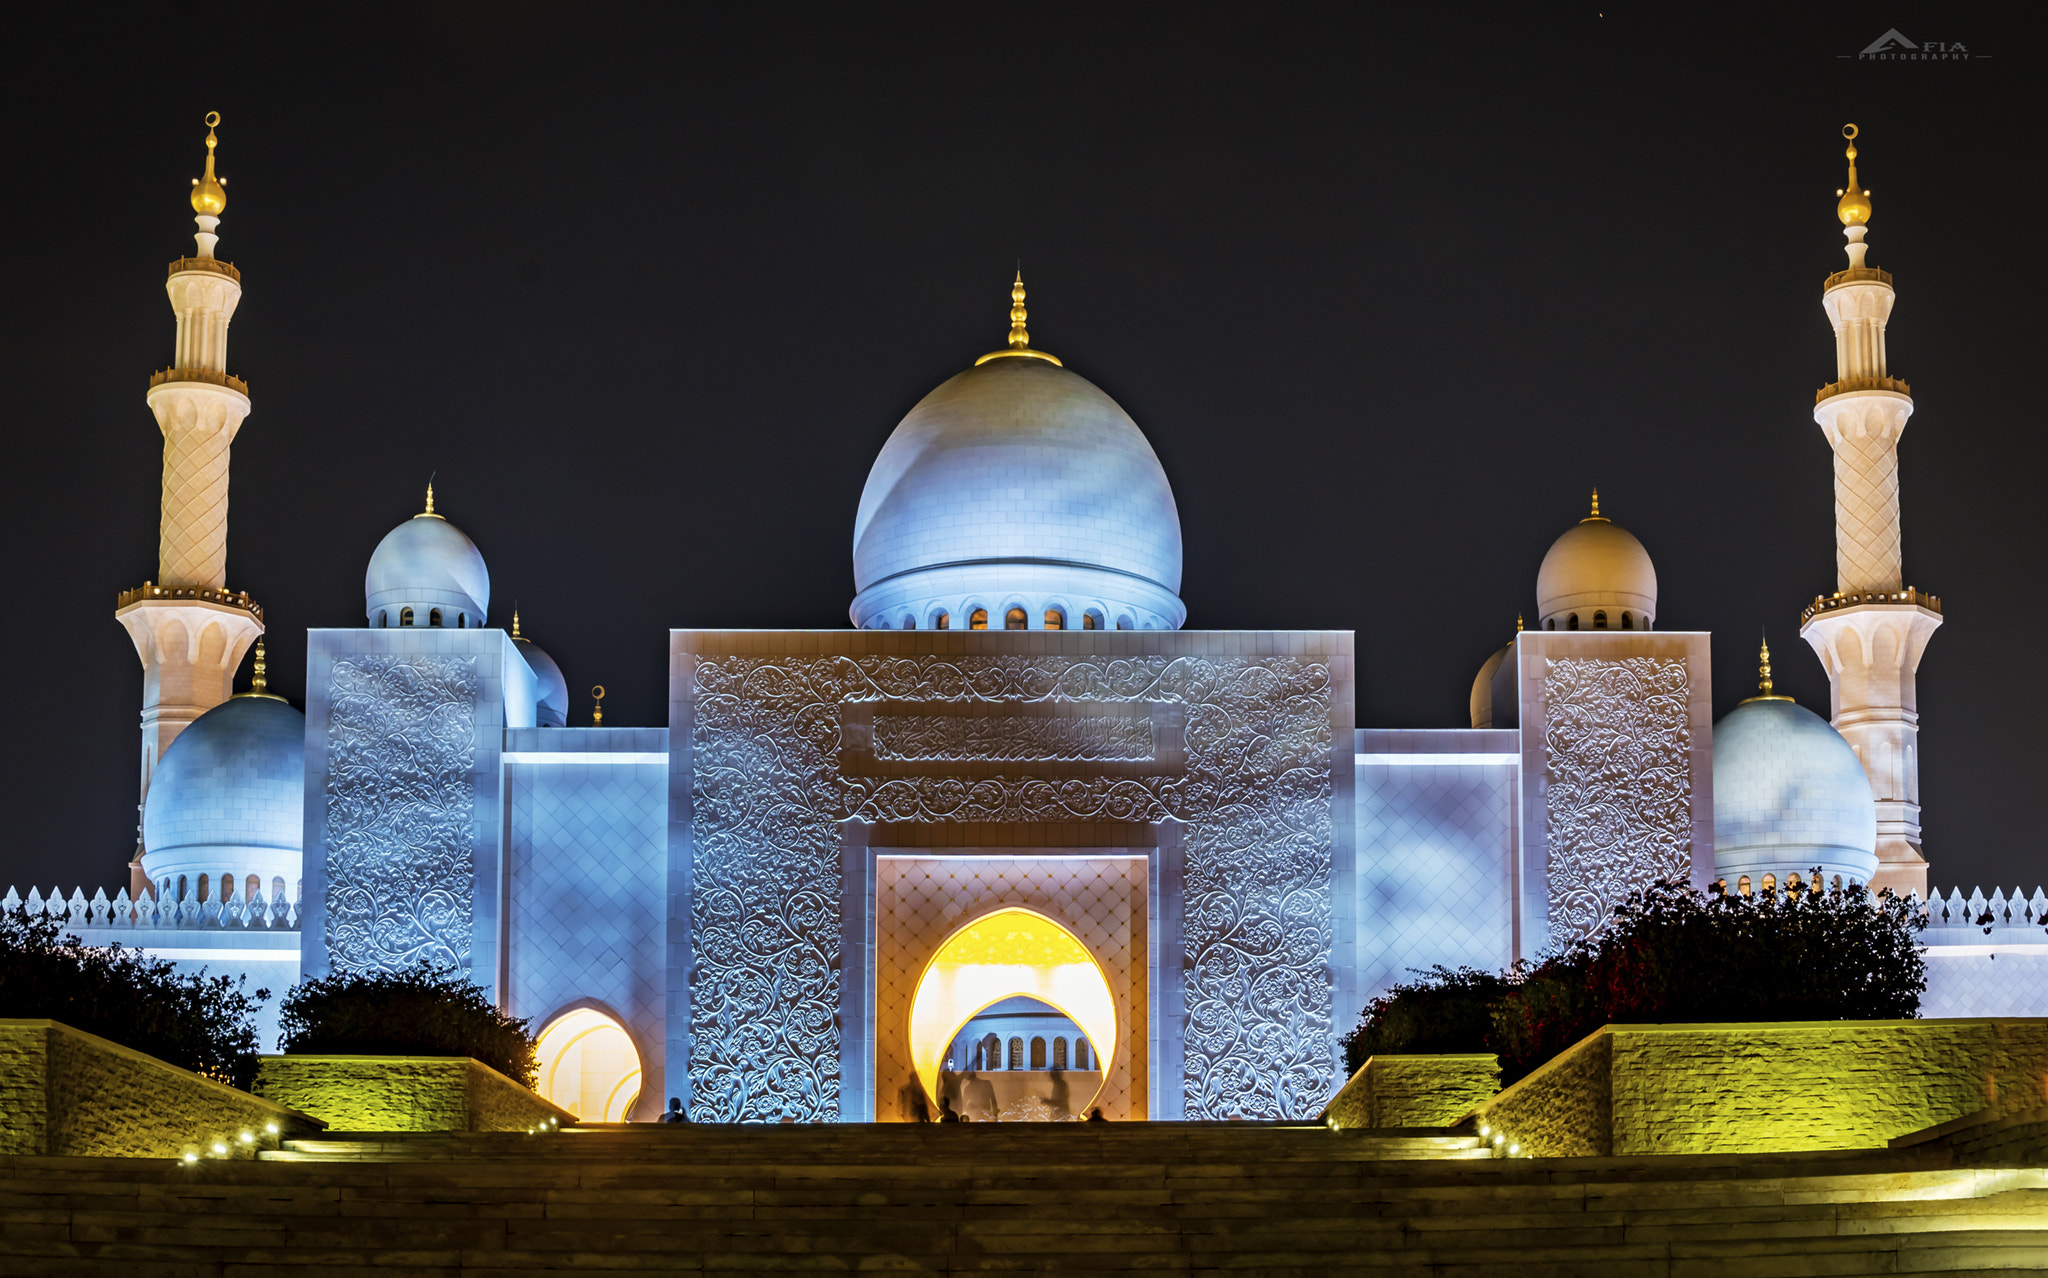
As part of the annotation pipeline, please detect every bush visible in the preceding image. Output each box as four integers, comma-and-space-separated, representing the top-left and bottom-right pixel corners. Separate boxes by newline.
278, 963, 536, 1086
0, 908, 268, 1088
1343, 875, 1928, 1084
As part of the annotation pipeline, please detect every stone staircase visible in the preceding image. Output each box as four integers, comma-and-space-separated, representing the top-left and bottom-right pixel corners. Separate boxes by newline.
4, 1122, 2045, 1274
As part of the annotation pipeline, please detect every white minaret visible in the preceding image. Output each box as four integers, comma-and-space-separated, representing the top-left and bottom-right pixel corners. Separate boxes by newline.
114, 113, 264, 891
1798, 124, 1942, 898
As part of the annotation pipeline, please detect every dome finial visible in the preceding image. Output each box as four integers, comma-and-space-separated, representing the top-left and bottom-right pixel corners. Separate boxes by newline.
236, 637, 286, 702
974, 270, 1063, 367
1836, 123, 1872, 228
511, 607, 523, 640
1744, 631, 1793, 703
591, 684, 605, 727
1515, 613, 1524, 633
190, 112, 226, 218
420, 475, 444, 520
1582, 488, 1609, 523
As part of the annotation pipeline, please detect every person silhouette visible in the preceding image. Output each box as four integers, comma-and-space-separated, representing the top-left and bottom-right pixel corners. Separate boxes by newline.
659, 1097, 687, 1124
938, 1095, 963, 1123
1086, 1107, 1107, 1122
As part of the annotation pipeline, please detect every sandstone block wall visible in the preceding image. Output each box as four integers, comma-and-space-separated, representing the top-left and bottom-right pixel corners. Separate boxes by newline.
1473, 1019, 2048, 1158
1324, 1054, 1500, 1129
0, 1019, 319, 1157
255, 1055, 573, 1132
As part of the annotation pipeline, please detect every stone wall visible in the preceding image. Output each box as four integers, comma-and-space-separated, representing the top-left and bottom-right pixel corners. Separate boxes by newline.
0, 1019, 320, 1157
1472, 1019, 2048, 1158
1324, 1054, 1500, 1130
255, 1055, 574, 1132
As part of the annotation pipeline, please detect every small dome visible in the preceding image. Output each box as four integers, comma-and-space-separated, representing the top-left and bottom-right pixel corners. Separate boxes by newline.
850, 355, 1185, 631
1534, 496, 1656, 631
365, 499, 489, 629
1712, 697, 1878, 888
517, 637, 570, 729
1470, 641, 1511, 729
142, 695, 305, 887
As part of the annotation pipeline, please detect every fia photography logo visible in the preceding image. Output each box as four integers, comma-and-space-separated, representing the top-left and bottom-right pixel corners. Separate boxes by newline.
1844, 28, 1981, 61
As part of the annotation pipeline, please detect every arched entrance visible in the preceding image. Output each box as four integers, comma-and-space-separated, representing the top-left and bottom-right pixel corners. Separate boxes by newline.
907, 907, 1116, 1118
534, 1007, 643, 1121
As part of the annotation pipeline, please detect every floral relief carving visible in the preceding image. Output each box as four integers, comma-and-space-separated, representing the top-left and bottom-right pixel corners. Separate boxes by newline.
324, 654, 478, 975
872, 712, 1155, 762
1543, 656, 1692, 944
687, 652, 1335, 1123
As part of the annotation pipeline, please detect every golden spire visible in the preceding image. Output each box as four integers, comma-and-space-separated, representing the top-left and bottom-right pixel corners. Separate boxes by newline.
511, 608, 524, 641
1582, 488, 1609, 523
591, 684, 605, 727
420, 480, 443, 519
1836, 123, 1872, 227
190, 112, 226, 216
974, 271, 1063, 367
1745, 633, 1793, 703
237, 638, 285, 701
1515, 613, 1524, 633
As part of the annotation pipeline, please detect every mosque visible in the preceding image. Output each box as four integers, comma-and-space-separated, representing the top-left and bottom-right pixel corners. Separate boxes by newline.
21, 118, 2046, 1124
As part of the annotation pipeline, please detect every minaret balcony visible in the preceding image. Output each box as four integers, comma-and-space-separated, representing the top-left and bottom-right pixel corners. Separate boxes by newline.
1800, 586, 1940, 626
1814, 374, 1910, 405
116, 582, 264, 623
148, 367, 249, 396
167, 256, 240, 283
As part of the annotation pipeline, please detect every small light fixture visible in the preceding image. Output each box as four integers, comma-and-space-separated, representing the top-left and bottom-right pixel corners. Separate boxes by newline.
265, 1122, 279, 1135
238, 1132, 254, 1144
1478, 1123, 1490, 1137
1509, 1143, 1521, 1156
182, 1152, 198, 1164
211, 1142, 227, 1156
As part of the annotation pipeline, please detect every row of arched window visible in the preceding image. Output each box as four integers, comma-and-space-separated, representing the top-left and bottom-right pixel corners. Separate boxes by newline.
883, 607, 1136, 631
157, 873, 290, 904
1715, 872, 1853, 896
1545, 610, 1648, 631
374, 607, 473, 629
952, 1033, 1093, 1072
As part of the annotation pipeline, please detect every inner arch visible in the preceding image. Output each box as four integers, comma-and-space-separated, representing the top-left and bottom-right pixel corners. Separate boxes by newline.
907, 907, 1116, 1114
534, 1007, 643, 1122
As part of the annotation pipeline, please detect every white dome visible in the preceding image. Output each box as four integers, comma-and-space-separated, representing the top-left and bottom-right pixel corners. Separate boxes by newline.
365, 510, 489, 628
1712, 697, 1878, 888
517, 637, 569, 728
1470, 641, 1511, 729
850, 357, 1184, 631
142, 695, 305, 891
1535, 506, 1657, 631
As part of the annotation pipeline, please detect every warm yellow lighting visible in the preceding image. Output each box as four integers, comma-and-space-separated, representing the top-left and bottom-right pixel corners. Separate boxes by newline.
906, 907, 1116, 1116
182, 1152, 198, 1164
264, 1122, 278, 1134
534, 1007, 642, 1121
237, 1131, 253, 1144
210, 1142, 226, 1156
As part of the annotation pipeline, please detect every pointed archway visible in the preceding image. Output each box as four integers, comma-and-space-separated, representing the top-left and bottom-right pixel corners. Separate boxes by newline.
907, 907, 1117, 1115
534, 1006, 643, 1121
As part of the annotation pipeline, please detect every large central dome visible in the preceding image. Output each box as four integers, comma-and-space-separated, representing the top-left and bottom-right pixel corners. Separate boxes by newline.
851, 336, 1185, 632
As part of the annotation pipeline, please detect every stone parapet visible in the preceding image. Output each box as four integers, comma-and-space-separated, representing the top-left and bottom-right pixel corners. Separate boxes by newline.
1469, 1019, 2048, 1159
1323, 1053, 1500, 1130
0, 1019, 320, 1158
255, 1055, 574, 1132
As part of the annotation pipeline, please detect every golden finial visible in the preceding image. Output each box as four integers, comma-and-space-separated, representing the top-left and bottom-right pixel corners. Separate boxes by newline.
238, 638, 285, 701
1515, 613, 1524, 633
591, 684, 605, 727
974, 270, 1063, 367
190, 112, 226, 216
511, 608, 524, 641
1836, 123, 1872, 227
1746, 632, 1793, 703
419, 479, 444, 520
1582, 488, 1609, 523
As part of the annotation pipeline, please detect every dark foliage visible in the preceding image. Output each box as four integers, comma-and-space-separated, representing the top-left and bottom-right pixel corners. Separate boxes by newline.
279, 962, 536, 1086
1341, 966, 1516, 1076
1343, 875, 1928, 1084
0, 908, 268, 1088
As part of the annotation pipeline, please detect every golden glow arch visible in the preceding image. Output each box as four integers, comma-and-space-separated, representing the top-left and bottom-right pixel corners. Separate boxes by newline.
534, 1007, 643, 1122
907, 908, 1116, 1112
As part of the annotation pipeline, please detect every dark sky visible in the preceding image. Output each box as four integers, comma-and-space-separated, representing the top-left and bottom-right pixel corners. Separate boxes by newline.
5, 5, 2042, 896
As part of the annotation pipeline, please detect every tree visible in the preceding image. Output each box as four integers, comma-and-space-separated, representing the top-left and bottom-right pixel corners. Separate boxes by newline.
278, 962, 537, 1086
0, 908, 268, 1088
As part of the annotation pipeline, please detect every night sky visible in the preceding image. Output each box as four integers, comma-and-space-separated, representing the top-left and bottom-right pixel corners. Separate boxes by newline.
6, 7, 2042, 897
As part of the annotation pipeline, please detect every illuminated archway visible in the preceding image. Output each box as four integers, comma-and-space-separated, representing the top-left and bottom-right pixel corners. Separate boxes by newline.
534, 1007, 643, 1122
907, 908, 1116, 1114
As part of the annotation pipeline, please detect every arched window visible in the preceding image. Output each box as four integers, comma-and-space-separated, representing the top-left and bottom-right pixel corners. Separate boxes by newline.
400, 607, 414, 626
1832, 875, 1843, 891
1738, 875, 1751, 897
934, 611, 950, 630
196, 873, 211, 904
1044, 609, 1064, 631
1075, 1039, 1090, 1070
1115, 616, 1132, 631
378, 610, 387, 628
1787, 872, 1803, 893
1030, 1036, 1047, 1069
1761, 873, 1776, 893
1621, 611, 1634, 630
902, 615, 916, 630
429, 608, 444, 627
1594, 610, 1608, 629
985, 1033, 1001, 1070
272, 876, 287, 909
970, 609, 989, 630
1568, 613, 1580, 630
1005, 607, 1028, 630
1008, 1037, 1024, 1069
176, 875, 188, 903
457, 613, 466, 628
1082, 611, 1101, 631
1052, 1037, 1068, 1068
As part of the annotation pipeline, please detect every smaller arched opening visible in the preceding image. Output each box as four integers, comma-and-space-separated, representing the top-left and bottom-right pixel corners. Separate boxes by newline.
1568, 613, 1580, 630
1545, 617, 1556, 631
1594, 610, 1608, 629
969, 608, 989, 630
429, 608, 444, 628
534, 1007, 643, 1122
400, 607, 414, 626
1082, 610, 1102, 631
1052, 1037, 1068, 1068
1030, 1037, 1047, 1069
1738, 875, 1752, 897
932, 610, 951, 630
1115, 615, 1133, 631
902, 615, 917, 630
1621, 611, 1634, 630
1007, 1037, 1024, 1068
1004, 607, 1028, 630
1761, 873, 1777, 894
377, 610, 388, 628
1043, 609, 1064, 631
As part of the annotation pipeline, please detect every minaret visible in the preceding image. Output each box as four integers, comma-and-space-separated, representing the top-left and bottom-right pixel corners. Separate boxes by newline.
1798, 124, 1942, 898
114, 113, 264, 890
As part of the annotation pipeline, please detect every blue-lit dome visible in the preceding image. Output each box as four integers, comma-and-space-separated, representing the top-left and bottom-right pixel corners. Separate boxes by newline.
1712, 696, 1878, 888
142, 695, 305, 889
517, 635, 569, 728
850, 356, 1185, 631
365, 499, 489, 628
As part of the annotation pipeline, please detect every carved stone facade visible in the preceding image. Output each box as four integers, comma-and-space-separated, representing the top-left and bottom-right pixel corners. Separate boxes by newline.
321, 654, 479, 975
670, 631, 1353, 1124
